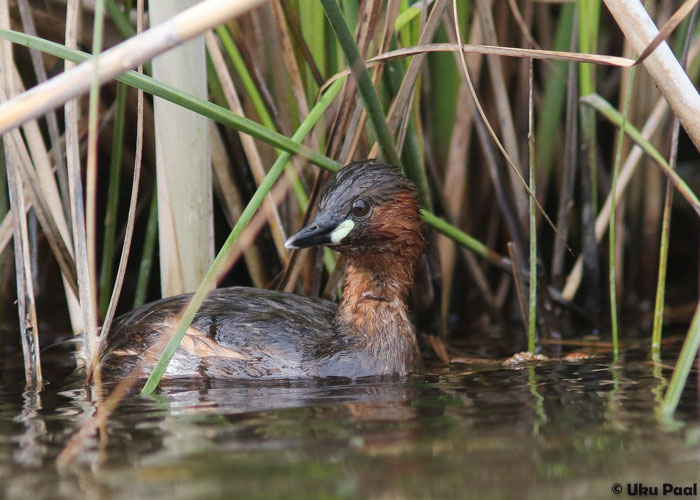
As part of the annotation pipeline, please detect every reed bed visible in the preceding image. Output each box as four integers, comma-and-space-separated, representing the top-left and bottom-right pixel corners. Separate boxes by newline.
0, 0, 699, 420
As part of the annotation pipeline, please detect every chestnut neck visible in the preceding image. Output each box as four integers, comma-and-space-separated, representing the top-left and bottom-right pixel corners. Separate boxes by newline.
334, 218, 424, 346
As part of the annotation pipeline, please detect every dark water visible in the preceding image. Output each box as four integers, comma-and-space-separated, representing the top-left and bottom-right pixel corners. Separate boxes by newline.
1, 348, 699, 500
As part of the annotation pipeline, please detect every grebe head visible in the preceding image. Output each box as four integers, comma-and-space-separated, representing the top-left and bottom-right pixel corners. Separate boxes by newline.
285, 160, 423, 260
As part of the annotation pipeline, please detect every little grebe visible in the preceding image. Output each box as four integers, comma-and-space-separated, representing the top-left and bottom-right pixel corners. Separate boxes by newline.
99, 160, 425, 380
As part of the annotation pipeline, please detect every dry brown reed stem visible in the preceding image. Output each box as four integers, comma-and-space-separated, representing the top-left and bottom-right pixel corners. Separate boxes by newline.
321, 44, 636, 93
475, 0, 526, 225
338, 83, 369, 163
604, 0, 700, 152
281, 0, 383, 295
507, 0, 541, 50
278, 1, 323, 87
450, 0, 564, 255
204, 30, 289, 265
64, 0, 97, 370
95, 0, 147, 378
384, 0, 449, 157
472, 110, 527, 264
326, 0, 382, 164
440, 8, 493, 319
5, 52, 84, 329
0, 0, 42, 387
0, 0, 267, 134
84, 0, 104, 375
0, 96, 79, 295
83, 0, 104, 344
636, 0, 700, 70
268, 1, 323, 201
0, 211, 13, 250
508, 242, 529, 332
346, 0, 399, 161
4, 171, 41, 385
209, 123, 267, 288
270, 1, 310, 128
551, 25, 579, 289
17, 0, 68, 214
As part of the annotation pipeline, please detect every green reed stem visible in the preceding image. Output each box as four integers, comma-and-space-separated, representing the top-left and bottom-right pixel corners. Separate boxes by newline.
98, 81, 127, 317
320, 0, 401, 167
383, 53, 432, 209
205, 43, 322, 270
577, 0, 600, 97
300, 0, 326, 95
214, 26, 312, 212
427, 24, 459, 167
420, 210, 510, 270
578, 0, 601, 213
536, 3, 574, 181
140, 77, 345, 394
608, 68, 637, 363
215, 25, 276, 131
527, 60, 537, 354
661, 302, 700, 417
652, 8, 697, 361
394, 4, 421, 32
651, 161, 674, 363
105, 0, 134, 38
133, 191, 158, 309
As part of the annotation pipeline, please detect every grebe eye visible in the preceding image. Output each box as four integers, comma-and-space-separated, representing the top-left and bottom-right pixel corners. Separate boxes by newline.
351, 198, 370, 218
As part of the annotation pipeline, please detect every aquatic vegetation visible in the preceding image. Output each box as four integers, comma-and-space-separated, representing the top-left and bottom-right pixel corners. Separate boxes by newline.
0, 0, 698, 424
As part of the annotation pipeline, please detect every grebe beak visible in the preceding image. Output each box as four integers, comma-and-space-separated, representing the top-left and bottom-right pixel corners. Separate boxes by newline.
285, 215, 354, 249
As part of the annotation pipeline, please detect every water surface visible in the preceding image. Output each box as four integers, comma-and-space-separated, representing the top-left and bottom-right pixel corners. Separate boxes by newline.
1, 346, 699, 499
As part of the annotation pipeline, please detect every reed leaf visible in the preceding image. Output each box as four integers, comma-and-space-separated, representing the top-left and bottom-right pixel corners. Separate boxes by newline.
98, 82, 127, 318
105, 0, 135, 39
581, 93, 700, 217
661, 302, 700, 416
536, 4, 575, 185
215, 25, 276, 131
